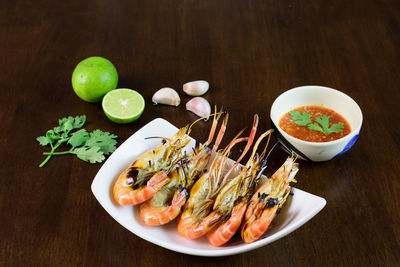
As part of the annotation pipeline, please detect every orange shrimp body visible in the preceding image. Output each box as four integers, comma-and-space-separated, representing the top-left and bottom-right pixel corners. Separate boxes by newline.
241, 157, 298, 243
177, 170, 224, 239
139, 112, 229, 226
114, 170, 169, 206
178, 115, 260, 240
242, 205, 279, 243
207, 200, 247, 246
177, 143, 243, 239
140, 170, 188, 225
141, 189, 188, 225
206, 130, 273, 246
113, 126, 191, 206
139, 149, 211, 225
178, 208, 223, 239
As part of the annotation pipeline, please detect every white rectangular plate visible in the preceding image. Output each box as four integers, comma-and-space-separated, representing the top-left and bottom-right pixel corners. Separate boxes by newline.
91, 118, 326, 257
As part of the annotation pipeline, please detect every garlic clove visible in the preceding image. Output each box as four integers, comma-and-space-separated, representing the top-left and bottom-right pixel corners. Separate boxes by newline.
152, 87, 180, 106
186, 97, 211, 120
183, 80, 209, 96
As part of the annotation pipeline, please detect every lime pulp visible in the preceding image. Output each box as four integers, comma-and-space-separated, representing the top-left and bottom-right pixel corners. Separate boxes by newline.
102, 88, 145, 123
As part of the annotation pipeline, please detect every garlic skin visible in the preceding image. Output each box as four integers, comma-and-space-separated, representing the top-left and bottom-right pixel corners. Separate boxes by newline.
186, 97, 211, 120
183, 80, 209, 96
152, 88, 180, 106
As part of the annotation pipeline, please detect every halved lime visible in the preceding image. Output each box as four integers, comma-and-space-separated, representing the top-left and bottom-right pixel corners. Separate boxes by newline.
102, 89, 145, 123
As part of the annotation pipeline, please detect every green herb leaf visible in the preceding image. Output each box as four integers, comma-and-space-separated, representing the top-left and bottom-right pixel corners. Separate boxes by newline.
85, 129, 118, 155
58, 116, 73, 127
73, 115, 86, 128
315, 115, 330, 132
289, 111, 312, 126
289, 110, 345, 136
308, 123, 324, 133
53, 126, 63, 134
46, 130, 60, 143
63, 120, 74, 134
37, 136, 51, 146
37, 115, 117, 167
68, 129, 89, 148
58, 115, 86, 134
312, 115, 345, 135
327, 122, 344, 134
72, 146, 105, 163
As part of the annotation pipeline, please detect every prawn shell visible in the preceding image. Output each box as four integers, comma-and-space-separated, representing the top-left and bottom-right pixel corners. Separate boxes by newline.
241, 157, 299, 243
207, 201, 247, 246
113, 125, 191, 206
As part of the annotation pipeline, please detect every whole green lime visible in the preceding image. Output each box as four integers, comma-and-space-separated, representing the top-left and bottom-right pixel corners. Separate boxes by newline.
71, 56, 118, 102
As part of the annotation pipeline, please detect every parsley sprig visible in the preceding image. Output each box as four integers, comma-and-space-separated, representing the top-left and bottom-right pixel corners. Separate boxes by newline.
37, 115, 118, 167
289, 111, 344, 135
289, 111, 311, 126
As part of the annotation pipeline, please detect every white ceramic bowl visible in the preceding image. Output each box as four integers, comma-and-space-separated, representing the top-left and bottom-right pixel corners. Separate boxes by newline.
270, 86, 363, 162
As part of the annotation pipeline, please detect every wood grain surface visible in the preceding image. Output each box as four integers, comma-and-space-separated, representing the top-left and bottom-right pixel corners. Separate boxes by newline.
1, 0, 399, 266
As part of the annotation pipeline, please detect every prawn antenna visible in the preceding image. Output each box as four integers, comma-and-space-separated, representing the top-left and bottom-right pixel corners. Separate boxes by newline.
144, 136, 171, 142
292, 152, 299, 162
187, 109, 224, 134
185, 151, 189, 173
180, 157, 188, 186
259, 129, 274, 159
265, 140, 279, 160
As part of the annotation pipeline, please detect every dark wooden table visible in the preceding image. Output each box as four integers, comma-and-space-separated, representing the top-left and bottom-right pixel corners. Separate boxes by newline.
1, 0, 399, 266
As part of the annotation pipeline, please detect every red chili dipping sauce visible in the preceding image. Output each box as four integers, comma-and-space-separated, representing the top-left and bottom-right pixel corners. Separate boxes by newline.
278, 106, 351, 142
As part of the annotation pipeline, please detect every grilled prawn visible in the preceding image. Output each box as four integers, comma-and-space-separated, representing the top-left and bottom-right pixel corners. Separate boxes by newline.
241, 156, 298, 243
206, 130, 273, 246
177, 115, 259, 239
140, 112, 229, 225
113, 125, 191, 206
